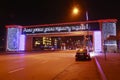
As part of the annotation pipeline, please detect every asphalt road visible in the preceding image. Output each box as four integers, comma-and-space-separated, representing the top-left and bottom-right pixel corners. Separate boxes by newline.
0, 51, 101, 80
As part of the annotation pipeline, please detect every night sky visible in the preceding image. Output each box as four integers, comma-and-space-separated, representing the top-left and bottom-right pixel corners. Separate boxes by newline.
0, 0, 120, 42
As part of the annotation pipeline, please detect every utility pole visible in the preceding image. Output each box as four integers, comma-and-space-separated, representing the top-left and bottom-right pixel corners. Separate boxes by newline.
86, 11, 90, 51
86, 11, 89, 21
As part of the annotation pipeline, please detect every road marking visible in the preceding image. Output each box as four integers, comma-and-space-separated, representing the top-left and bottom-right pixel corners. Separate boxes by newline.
41, 60, 48, 63
8, 68, 24, 73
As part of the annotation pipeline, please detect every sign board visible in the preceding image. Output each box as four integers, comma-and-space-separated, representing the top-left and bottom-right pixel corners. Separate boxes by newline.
22, 23, 100, 34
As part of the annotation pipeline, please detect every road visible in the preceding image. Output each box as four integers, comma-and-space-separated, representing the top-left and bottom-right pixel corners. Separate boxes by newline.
0, 51, 101, 80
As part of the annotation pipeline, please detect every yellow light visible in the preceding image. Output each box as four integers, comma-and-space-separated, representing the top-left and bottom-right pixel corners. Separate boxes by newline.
73, 7, 79, 15
43, 37, 46, 44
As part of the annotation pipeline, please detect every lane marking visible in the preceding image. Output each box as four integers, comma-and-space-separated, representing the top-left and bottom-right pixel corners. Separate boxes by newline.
8, 68, 24, 73
41, 60, 48, 63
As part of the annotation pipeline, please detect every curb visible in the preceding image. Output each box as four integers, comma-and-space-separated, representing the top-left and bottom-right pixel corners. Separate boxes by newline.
94, 57, 107, 80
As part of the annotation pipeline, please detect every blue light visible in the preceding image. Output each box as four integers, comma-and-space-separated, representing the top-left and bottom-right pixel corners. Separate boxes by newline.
7, 28, 20, 51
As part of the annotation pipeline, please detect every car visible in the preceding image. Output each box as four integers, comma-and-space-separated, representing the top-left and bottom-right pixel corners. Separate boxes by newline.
75, 47, 91, 61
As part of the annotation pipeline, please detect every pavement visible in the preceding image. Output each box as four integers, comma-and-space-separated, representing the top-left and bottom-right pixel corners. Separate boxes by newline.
54, 52, 120, 80
95, 53, 120, 80
1, 51, 120, 80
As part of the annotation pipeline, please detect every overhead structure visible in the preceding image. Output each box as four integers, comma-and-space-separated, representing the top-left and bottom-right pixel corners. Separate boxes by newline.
6, 19, 117, 53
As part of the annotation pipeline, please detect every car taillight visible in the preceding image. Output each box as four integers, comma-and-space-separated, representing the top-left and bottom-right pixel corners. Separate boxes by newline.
80, 49, 83, 52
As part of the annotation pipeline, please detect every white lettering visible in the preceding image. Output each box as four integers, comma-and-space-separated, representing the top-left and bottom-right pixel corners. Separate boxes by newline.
23, 28, 32, 33
22, 25, 89, 34
32, 28, 44, 33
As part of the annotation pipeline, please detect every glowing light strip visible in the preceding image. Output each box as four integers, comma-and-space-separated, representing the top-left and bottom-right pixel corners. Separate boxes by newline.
105, 44, 117, 46
19, 35, 25, 51
94, 31, 102, 52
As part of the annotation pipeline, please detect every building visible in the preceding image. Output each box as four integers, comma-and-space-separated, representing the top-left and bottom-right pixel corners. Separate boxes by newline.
6, 19, 117, 53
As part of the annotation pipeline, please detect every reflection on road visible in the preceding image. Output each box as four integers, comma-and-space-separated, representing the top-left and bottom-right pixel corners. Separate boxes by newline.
0, 51, 100, 80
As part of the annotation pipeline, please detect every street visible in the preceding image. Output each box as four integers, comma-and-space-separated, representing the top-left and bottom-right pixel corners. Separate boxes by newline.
0, 51, 101, 80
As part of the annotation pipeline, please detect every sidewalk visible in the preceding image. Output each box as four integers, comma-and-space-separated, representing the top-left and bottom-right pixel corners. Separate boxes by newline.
95, 53, 120, 80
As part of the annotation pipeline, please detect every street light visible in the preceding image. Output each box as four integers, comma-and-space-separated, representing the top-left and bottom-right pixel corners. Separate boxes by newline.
72, 5, 90, 50
72, 6, 79, 15
72, 6, 82, 18
72, 6, 88, 20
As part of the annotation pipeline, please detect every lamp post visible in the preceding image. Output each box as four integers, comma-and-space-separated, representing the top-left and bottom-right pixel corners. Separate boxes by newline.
72, 7, 90, 49
85, 11, 90, 51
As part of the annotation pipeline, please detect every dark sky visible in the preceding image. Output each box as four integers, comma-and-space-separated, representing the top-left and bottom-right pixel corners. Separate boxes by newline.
0, 0, 120, 25
0, 0, 120, 37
